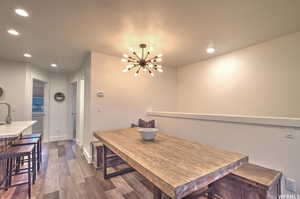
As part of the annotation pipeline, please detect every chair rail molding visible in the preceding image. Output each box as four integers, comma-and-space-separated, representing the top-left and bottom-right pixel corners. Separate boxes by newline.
147, 111, 300, 128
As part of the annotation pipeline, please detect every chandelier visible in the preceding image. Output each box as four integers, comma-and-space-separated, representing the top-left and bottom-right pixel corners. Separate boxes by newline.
121, 43, 163, 77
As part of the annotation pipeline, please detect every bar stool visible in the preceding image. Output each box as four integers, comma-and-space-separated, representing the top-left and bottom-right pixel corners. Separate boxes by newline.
21, 133, 42, 162
12, 138, 41, 171
0, 144, 36, 199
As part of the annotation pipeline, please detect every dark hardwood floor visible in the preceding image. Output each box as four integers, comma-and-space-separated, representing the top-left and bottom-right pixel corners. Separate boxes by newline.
0, 141, 206, 199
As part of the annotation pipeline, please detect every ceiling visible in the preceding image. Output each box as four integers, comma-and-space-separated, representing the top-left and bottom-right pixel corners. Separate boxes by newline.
1, 0, 300, 72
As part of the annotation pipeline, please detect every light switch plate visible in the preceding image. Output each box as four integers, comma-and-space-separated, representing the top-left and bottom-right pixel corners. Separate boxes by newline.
285, 177, 296, 192
96, 91, 104, 97
285, 134, 294, 139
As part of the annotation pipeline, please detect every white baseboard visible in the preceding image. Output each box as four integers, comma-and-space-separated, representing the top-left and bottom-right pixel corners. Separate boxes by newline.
49, 135, 73, 142
83, 147, 92, 164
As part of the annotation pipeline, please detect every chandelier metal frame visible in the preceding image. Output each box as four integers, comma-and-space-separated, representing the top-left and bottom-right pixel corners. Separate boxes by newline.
121, 43, 163, 77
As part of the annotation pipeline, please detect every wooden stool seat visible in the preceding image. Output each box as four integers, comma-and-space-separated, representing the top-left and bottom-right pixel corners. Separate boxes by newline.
0, 145, 34, 161
6, 145, 35, 156
14, 138, 39, 145
21, 133, 42, 139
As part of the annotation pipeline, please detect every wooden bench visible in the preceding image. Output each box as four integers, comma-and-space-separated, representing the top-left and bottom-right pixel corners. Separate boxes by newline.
91, 141, 103, 169
91, 141, 124, 169
210, 163, 282, 199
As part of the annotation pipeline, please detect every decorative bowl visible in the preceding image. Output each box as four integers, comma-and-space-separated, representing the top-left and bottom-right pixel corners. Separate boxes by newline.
138, 128, 158, 141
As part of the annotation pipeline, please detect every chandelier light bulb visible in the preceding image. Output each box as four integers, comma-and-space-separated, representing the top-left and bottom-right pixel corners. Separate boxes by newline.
150, 73, 154, 77
121, 58, 127, 62
7, 29, 20, 36
15, 9, 29, 17
206, 47, 216, 54
123, 54, 129, 58
158, 68, 163, 72
156, 65, 162, 68
157, 54, 163, 58
156, 58, 162, 62
134, 72, 139, 77
129, 47, 134, 52
24, 53, 32, 58
122, 68, 128, 72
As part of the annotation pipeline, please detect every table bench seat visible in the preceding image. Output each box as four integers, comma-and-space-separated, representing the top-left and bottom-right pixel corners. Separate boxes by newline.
210, 163, 282, 199
91, 141, 124, 169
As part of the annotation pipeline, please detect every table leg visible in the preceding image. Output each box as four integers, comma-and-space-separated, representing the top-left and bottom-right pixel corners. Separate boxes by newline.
277, 177, 281, 199
153, 185, 162, 199
103, 145, 108, 178
103, 145, 134, 179
207, 184, 214, 199
97, 147, 101, 168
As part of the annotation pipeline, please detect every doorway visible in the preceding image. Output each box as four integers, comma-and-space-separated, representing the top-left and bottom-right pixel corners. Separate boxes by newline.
69, 79, 84, 146
32, 79, 46, 134
70, 82, 77, 140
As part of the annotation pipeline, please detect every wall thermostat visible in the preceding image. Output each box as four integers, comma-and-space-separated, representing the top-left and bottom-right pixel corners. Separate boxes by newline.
97, 91, 104, 97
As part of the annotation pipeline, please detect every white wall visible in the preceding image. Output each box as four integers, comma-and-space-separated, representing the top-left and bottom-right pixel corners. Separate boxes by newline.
82, 51, 177, 159
48, 72, 71, 141
0, 60, 29, 122
177, 32, 300, 117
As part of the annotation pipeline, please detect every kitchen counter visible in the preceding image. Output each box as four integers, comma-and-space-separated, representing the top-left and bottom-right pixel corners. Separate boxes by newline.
0, 121, 36, 139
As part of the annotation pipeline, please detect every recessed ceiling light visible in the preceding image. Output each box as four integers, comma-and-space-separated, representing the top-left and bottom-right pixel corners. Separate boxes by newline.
7, 29, 20, 36
206, 47, 216, 54
51, 64, 57, 67
15, 9, 29, 17
24, 53, 32, 58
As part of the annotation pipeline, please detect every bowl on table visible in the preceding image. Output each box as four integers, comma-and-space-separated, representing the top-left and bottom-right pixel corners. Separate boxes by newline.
138, 128, 158, 141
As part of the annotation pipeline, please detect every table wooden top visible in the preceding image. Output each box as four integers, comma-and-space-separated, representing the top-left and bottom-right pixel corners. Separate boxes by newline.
94, 128, 248, 199
231, 163, 282, 190
0, 121, 36, 139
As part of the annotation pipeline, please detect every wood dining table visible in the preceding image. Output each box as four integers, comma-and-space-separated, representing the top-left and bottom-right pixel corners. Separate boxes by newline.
94, 128, 248, 199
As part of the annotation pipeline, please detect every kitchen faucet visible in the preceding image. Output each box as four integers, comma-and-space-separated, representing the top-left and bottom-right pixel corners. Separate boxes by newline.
0, 102, 12, 124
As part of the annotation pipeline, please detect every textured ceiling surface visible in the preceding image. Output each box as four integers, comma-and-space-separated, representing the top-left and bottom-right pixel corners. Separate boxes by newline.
1, 0, 300, 72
